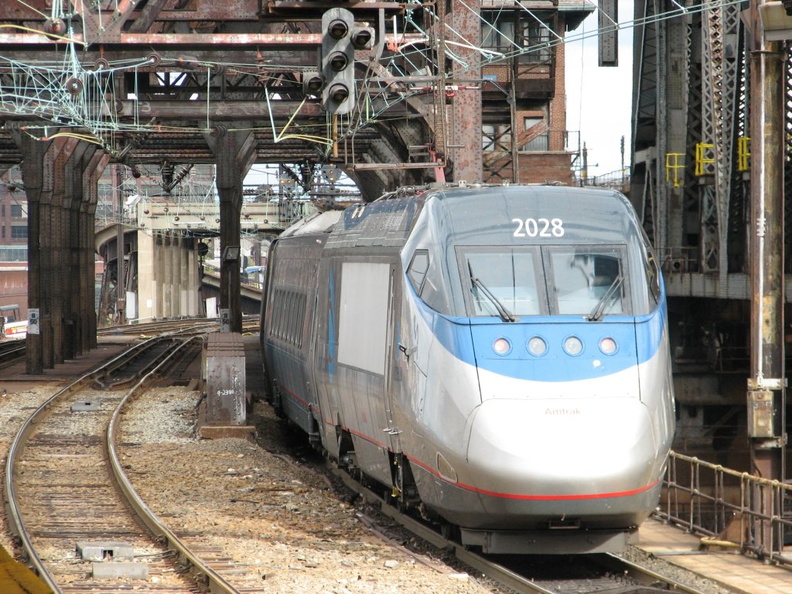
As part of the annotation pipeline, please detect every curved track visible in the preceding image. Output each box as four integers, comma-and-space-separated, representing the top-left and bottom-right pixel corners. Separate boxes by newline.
4, 331, 242, 593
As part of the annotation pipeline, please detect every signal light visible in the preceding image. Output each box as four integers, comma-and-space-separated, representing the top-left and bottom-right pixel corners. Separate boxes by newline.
327, 84, 350, 104
303, 71, 323, 97
328, 53, 349, 72
321, 8, 355, 114
351, 28, 373, 50
328, 18, 349, 40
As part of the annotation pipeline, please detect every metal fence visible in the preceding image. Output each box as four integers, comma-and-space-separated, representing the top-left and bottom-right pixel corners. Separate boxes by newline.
657, 451, 792, 565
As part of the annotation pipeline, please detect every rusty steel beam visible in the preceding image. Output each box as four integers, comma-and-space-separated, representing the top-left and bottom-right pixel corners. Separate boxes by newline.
0, 32, 322, 47
0, 50, 315, 66
112, 100, 323, 119
0, 0, 404, 21
0, 32, 423, 48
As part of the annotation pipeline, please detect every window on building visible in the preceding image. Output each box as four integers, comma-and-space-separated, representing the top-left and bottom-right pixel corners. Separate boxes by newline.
522, 117, 549, 151
11, 225, 27, 239
518, 15, 553, 63
10, 204, 23, 218
0, 246, 27, 261
481, 11, 516, 54
483, 124, 512, 153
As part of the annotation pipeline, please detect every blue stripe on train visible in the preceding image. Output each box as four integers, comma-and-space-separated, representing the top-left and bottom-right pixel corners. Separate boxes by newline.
412, 292, 667, 382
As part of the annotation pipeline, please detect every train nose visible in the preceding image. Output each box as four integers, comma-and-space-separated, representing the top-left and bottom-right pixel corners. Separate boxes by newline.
465, 398, 661, 498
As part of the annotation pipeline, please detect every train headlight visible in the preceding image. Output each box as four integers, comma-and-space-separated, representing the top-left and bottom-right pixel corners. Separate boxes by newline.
527, 336, 547, 357
492, 337, 512, 356
563, 336, 584, 356
599, 337, 618, 355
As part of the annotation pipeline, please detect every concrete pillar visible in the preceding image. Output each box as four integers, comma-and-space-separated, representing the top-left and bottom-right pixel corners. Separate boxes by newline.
137, 229, 155, 321
179, 236, 189, 315
163, 234, 173, 318
188, 246, 198, 315
174, 235, 184, 316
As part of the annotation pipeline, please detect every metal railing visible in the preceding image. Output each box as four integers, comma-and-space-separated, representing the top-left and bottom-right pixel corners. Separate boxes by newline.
655, 247, 700, 273
657, 451, 792, 565
576, 167, 630, 192
202, 263, 264, 292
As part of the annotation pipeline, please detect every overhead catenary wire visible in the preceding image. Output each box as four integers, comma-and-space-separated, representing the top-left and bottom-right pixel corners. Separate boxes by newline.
1, 0, 743, 154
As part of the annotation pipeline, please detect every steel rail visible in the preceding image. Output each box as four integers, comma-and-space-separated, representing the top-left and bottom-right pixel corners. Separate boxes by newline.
4, 334, 170, 593
603, 553, 710, 594
5, 328, 238, 593
107, 336, 240, 594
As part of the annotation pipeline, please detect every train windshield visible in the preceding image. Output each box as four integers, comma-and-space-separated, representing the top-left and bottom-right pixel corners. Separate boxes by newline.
462, 248, 543, 316
457, 245, 631, 318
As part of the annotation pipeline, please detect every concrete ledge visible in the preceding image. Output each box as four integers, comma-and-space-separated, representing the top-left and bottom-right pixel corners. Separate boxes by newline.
198, 425, 256, 441
92, 562, 149, 579
77, 541, 134, 561
71, 400, 101, 412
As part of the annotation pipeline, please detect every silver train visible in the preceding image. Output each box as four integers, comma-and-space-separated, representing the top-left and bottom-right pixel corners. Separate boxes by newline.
260, 184, 675, 554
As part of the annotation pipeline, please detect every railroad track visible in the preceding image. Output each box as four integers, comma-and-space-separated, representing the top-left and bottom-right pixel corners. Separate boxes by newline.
4, 330, 250, 593
329, 465, 714, 594
97, 315, 260, 338
0, 339, 25, 369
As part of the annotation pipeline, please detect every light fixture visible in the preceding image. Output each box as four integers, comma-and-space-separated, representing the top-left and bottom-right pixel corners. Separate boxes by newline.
563, 336, 584, 356
492, 338, 511, 356
222, 246, 240, 262
527, 336, 547, 357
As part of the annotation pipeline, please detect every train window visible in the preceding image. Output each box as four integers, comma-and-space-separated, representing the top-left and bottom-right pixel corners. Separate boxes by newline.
638, 226, 661, 304
270, 287, 306, 347
407, 250, 430, 295
546, 247, 629, 316
457, 247, 544, 317
645, 252, 661, 303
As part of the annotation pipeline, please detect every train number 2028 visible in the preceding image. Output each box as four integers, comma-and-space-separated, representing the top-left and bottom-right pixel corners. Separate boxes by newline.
512, 217, 565, 238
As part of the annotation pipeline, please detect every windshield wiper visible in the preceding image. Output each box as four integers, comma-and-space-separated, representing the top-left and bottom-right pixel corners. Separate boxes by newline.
468, 263, 516, 323
586, 275, 624, 322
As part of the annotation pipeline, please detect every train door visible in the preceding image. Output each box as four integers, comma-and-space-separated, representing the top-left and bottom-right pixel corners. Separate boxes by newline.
382, 263, 402, 454
310, 258, 341, 460
331, 259, 395, 486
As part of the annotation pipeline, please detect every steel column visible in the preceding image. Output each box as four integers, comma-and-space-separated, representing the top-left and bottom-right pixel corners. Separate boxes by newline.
747, 0, 786, 555
448, 0, 483, 183
206, 129, 256, 333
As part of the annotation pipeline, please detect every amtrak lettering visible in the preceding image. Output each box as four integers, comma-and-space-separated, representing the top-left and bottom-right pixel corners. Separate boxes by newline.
544, 407, 582, 416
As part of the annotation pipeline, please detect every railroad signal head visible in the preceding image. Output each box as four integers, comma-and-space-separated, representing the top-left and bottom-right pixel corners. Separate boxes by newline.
350, 27, 373, 50
303, 71, 323, 97
321, 8, 355, 114
328, 17, 349, 40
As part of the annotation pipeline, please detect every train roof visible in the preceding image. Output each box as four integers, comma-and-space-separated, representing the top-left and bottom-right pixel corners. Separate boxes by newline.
424, 184, 642, 245
279, 210, 344, 238
277, 184, 644, 250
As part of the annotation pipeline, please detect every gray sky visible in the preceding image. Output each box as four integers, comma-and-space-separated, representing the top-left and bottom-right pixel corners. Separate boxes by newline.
565, 0, 635, 177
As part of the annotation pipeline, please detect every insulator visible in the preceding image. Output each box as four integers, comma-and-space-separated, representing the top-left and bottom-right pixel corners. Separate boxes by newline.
64, 77, 83, 95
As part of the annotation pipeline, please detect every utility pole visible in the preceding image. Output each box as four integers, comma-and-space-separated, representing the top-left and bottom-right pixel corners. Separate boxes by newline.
747, 0, 786, 556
